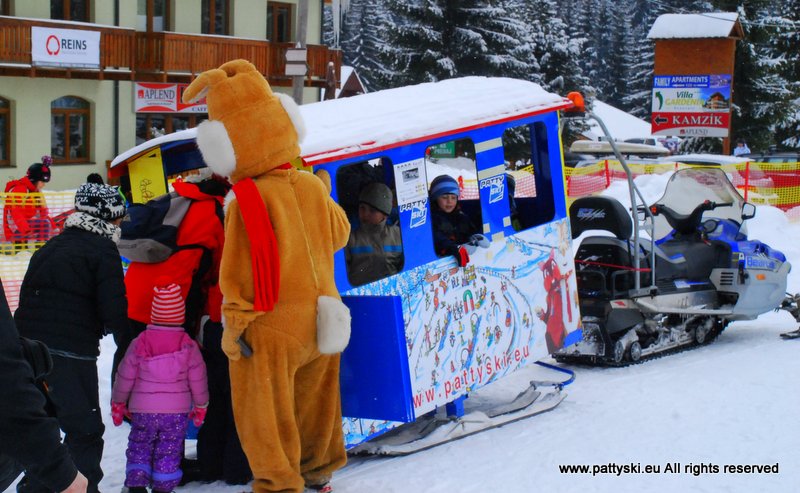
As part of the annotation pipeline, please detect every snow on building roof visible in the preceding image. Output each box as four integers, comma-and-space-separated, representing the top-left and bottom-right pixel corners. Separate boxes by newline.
584, 100, 657, 142
113, 77, 569, 168
647, 12, 741, 40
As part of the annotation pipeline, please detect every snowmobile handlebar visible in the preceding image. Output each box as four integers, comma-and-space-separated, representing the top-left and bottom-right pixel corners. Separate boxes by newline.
649, 200, 733, 235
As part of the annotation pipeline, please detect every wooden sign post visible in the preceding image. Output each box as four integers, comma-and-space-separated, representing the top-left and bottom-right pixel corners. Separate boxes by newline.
648, 13, 743, 155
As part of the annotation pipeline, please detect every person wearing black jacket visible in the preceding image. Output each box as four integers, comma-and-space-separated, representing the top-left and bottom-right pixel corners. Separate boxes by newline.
14, 183, 129, 493
0, 279, 88, 493
429, 174, 479, 266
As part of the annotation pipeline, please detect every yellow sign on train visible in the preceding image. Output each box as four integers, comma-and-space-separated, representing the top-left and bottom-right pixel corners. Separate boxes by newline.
129, 147, 167, 203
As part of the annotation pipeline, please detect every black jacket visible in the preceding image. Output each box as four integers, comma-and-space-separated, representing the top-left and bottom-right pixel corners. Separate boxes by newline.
15, 227, 128, 357
431, 205, 477, 257
0, 280, 78, 491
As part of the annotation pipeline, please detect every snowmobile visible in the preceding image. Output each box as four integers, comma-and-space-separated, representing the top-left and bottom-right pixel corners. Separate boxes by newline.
555, 118, 789, 365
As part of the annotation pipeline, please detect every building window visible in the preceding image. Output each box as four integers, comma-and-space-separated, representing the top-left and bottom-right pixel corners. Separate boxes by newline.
51, 96, 90, 164
267, 2, 293, 42
0, 0, 10, 16
137, 0, 170, 32
136, 114, 205, 145
0, 97, 9, 167
51, 0, 90, 22
202, 0, 229, 35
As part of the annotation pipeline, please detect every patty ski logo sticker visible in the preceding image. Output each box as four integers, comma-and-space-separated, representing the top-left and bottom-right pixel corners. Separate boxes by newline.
480, 176, 505, 204
400, 199, 428, 228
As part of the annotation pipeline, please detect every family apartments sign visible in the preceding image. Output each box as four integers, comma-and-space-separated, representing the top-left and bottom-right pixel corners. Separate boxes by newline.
31, 26, 100, 69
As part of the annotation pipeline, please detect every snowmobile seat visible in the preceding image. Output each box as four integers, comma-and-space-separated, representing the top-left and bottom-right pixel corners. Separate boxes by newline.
569, 196, 632, 240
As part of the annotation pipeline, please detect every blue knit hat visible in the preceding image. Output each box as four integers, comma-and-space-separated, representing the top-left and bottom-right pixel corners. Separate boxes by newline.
429, 175, 459, 200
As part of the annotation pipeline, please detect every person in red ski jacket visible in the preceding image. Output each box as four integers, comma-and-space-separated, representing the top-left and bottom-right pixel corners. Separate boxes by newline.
117, 171, 228, 361
3, 158, 54, 253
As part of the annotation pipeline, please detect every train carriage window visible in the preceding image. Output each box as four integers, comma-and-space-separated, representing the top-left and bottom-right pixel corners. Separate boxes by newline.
503, 123, 556, 230
425, 138, 482, 259
336, 158, 404, 286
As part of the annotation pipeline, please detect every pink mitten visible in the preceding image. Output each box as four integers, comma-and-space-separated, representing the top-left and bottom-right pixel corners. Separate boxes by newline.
189, 404, 208, 427
110, 401, 129, 427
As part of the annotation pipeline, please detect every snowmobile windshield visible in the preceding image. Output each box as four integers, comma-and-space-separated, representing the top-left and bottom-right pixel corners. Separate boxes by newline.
651, 168, 746, 240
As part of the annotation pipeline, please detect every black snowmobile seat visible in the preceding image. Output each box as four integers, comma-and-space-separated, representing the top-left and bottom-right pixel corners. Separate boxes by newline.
569, 196, 632, 240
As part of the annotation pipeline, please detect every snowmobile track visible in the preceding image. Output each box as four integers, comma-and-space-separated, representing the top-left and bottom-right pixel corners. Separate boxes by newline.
555, 325, 726, 368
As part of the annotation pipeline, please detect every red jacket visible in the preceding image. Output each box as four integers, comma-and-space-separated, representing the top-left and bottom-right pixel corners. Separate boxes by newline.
3, 177, 49, 238
125, 179, 226, 326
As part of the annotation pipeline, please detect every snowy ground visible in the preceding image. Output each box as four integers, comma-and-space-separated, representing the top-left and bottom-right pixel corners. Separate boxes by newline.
16, 171, 800, 493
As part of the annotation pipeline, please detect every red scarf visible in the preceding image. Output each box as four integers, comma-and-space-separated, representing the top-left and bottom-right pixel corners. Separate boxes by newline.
231, 166, 291, 311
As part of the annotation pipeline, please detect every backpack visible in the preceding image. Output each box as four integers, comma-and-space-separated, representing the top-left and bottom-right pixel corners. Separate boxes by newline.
117, 191, 194, 263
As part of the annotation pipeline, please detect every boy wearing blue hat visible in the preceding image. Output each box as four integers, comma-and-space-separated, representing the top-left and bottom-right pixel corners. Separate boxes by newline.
429, 175, 478, 266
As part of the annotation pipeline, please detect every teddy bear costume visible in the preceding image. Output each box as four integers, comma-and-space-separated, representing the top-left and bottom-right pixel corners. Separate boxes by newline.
182, 60, 351, 493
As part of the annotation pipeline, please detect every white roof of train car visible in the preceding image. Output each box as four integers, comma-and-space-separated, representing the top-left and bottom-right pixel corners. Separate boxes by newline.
111, 77, 570, 168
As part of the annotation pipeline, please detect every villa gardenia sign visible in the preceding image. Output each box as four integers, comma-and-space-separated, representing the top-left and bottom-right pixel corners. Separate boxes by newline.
31, 27, 100, 69
650, 74, 731, 137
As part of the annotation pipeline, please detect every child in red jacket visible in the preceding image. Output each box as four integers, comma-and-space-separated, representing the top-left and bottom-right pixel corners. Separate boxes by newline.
3, 157, 54, 253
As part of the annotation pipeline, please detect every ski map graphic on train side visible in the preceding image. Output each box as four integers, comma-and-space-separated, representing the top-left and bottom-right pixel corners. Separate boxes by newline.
340, 219, 578, 447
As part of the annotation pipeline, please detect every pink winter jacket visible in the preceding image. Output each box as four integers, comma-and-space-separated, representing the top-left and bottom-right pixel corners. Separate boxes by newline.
111, 324, 209, 414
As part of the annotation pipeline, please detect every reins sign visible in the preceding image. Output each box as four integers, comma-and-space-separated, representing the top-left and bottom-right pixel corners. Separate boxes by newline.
651, 74, 731, 137
32, 27, 100, 69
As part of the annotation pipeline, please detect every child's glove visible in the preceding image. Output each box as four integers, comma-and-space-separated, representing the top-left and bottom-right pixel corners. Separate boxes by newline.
456, 245, 470, 267
189, 403, 208, 427
111, 401, 129, 427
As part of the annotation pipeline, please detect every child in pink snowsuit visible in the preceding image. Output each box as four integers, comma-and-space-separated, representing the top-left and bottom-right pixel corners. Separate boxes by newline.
111, 282, 209, 493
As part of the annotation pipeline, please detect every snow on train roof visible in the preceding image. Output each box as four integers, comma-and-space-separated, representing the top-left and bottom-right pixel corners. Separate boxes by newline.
112, 77, 568, 168
299, 76, 568, 163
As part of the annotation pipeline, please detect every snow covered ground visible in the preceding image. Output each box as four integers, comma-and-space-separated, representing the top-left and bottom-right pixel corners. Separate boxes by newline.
16, 171, 800, 493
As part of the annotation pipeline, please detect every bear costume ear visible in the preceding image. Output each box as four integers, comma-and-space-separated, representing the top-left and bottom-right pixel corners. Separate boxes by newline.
182, 68, 228, 103
196, 120, 236, 178
275, 92, 306, 144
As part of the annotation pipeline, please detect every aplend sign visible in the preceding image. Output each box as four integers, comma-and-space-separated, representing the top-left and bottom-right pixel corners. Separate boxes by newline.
651, 74, 731, 137
134, 83, 207, 113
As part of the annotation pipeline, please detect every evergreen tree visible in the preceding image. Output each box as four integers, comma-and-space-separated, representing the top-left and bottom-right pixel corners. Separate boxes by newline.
621, 0, 671, 119
603, 0, 634, 108
337, 0, 393, 91
381, 0, 453, 87
713, 0, 787, 152
773, 0, 800, 148
452, 0, 535, 78
381, 0, 535, 87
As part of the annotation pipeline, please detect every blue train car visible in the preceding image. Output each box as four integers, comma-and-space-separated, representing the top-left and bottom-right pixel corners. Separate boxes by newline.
111, 77, 582, 450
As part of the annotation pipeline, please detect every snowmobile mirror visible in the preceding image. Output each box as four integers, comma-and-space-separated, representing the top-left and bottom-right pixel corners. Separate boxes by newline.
742, 202, 756, 220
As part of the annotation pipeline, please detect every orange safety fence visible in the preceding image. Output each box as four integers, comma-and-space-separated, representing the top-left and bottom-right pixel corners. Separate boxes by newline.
0, 191, 75, 312
564, 160, 800, 219
3, 163, 800, 312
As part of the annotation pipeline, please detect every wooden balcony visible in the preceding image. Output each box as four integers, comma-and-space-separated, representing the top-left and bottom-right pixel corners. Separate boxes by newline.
0, 16, 341, 87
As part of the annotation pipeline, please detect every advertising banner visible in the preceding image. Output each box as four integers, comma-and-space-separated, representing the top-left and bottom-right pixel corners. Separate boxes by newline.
31, 26, 100, 69
134, 83, 208, 113
651, 74, 731, 137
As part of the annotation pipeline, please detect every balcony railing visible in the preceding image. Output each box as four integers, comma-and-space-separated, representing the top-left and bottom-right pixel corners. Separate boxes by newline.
0, 16, 341, 87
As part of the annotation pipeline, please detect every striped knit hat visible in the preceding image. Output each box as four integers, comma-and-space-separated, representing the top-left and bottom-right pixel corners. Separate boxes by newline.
150, 282, 185, 326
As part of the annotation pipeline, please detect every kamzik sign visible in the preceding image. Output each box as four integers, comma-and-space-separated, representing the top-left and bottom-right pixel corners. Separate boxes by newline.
651, 74, 731, 137
31, 27, 100, 69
